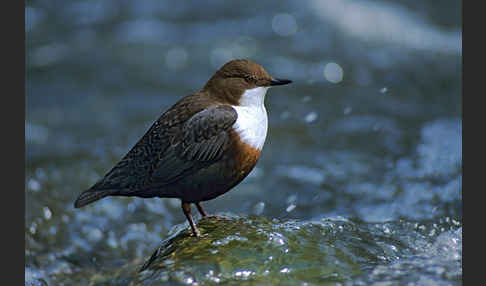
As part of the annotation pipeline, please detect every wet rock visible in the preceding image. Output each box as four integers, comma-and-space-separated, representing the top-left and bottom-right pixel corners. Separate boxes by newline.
133, 215, 414, 285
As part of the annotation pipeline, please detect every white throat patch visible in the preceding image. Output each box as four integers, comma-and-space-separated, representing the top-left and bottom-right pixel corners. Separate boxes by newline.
231, 87, 269, 150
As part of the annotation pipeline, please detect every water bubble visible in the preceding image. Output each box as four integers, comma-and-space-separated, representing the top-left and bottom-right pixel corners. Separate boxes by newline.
29, 222, 37, 234
253, 201, 265, 215
49, 226, 57, 235
208, 276, 221, 283
165, 47, 188, 71
268, 232, 286, 246
212, 235, 248, 246
184, 277, 195, 284
27, 178, 41, 192
43, 207, 52, 220
108, 231, 118, 248
85, 226, 103, 242
380, 87, 388, 94
234, 270, 254, 278
286, 204, 296, 212
343, 106, 353, 115
272, 13, 298, 36
323, 62, 344, 83
35, 168, 47, 181
304, 112, 318, 123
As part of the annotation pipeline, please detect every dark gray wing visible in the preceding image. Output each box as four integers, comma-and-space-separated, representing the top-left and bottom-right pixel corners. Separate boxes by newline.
88, 93, 205, 191
89, 119, 172, 191
149, 105, 237, 185
88, 96, 237, 193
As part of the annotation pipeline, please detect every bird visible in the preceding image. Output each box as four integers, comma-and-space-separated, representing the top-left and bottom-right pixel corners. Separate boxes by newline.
74, 59, 292, 237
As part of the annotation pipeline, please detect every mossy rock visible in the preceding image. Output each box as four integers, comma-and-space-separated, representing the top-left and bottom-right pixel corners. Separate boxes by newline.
133, 215, 371, 285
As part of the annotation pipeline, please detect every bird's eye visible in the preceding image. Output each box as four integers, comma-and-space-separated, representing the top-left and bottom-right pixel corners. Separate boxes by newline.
228, 74, 256, 82
242, 75, 257, 82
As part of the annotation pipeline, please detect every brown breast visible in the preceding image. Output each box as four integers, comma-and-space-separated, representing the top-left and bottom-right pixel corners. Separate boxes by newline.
227, 130, 262, 182
166, 129, 262, 203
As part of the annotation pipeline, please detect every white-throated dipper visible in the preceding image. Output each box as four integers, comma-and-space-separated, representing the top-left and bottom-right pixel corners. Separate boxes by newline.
74, 59, 292, 236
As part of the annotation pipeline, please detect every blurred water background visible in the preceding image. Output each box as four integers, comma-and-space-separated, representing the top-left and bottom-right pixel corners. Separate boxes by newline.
26, 1, 461, 285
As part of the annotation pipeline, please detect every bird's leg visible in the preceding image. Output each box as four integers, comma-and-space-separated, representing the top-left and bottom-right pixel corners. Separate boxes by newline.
181, 202, 200, 237
195, 202, 208, 218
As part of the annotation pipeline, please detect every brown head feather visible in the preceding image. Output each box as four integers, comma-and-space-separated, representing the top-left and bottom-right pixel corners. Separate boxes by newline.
203, 59, 274, 105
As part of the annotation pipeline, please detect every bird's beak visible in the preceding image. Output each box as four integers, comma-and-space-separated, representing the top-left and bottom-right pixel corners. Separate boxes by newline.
270, 78, 292, 86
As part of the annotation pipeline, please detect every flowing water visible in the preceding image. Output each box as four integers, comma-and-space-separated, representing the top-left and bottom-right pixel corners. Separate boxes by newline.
26, 1, 461, 285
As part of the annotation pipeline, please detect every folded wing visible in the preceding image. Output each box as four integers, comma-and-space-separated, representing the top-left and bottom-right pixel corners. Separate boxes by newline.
150, 105, 237, 184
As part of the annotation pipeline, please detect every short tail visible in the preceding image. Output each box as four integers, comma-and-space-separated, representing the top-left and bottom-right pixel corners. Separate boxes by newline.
74, 189, 112, 208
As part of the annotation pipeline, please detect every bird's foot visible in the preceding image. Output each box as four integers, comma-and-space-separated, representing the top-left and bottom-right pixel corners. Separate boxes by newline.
190, 228, 201, 237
